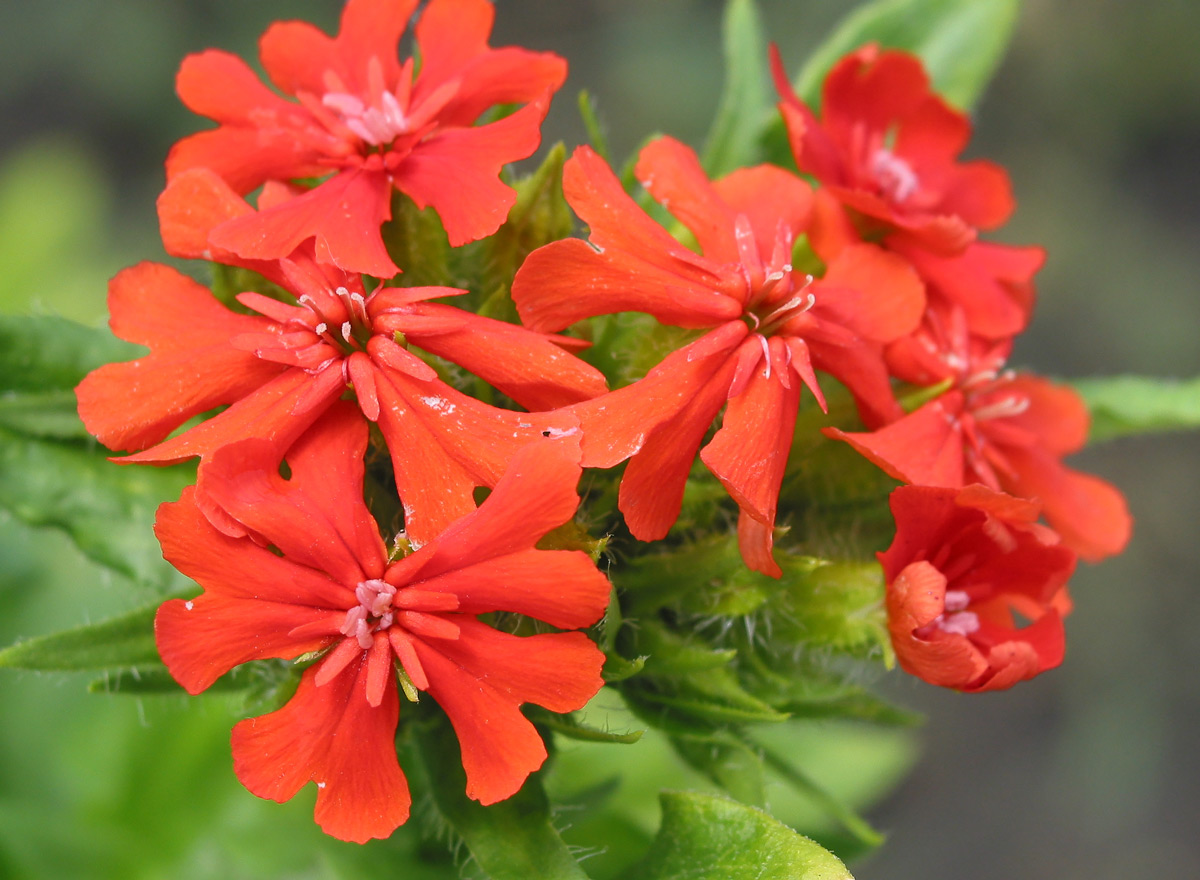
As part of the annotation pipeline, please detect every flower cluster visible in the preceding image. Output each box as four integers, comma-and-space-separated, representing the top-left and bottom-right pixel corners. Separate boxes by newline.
75, 0, 1130, 844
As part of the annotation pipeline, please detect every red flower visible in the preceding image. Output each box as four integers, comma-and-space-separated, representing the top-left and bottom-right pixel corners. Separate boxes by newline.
154, 405, 610, 843
512, 137, 924, 575
773, 44, 1014, 253
167, 0, 566, 277
827, 344, 1132, 562
77, 169, 606, 544
810, 188, 1043, 342
880, 484, 1075, 692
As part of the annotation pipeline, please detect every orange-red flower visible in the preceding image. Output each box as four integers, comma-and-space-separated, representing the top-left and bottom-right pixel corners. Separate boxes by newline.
827, 336, 1132, 562
512, 137, 924, 575
773, 44, 1013, 254
167, 0, 566, 277
76, 169, 605, 544
155, 406, 609, 842
881, 484, 1075, 692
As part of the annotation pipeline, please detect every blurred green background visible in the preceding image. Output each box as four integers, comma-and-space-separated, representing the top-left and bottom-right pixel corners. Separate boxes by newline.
1, 1, 1197, 877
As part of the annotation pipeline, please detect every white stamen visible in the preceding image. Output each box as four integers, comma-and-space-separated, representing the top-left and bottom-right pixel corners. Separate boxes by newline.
341, 322, 353, 344
758, 334, 772, 378
184, 601, 194, 611
972, 395, 1031, 421
944, 590, 971, 612
870, 148, 919, 203
938, 611, 981, 637
314, 322, 327, 336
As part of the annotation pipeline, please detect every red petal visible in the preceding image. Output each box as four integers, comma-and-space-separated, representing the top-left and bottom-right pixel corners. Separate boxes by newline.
894, 95, 970, 167
119, 367, 340, 465
406, 304, 608, 409
232, 661, 409, 843
826, 396, 967, 488
332, 0, 419, 93
199, 402, 386, 585
939, 160, 1015, 231
1001, 447, 1132, 562
157, 168, 253, 260
888, 561, 989, 688
619, 356, 738, 541
156, 595, 334, 695
412, 548, 610, 629
394, 98, 545, 247
209, 167, 398, 278
413, 621, 603, 805
371, 361, 579, 545
155, 487, 356, 609
559, 145, 727, 286
176, 49, 296, 124
568, 322, 749, 469
713, 166, 813, 259
823, 47, 929, 143
771, 46, 845, 186
999, 373, 1090, 456
815, 243, 926, 342
258, 19, 338, 96
635, 137, 739, 263
166, 126, 330, 197
701, 341, 801, 575
415, 434, 584, 575
512, 238, 741, 332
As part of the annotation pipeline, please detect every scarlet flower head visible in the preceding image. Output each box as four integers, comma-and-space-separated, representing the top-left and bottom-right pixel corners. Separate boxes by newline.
167, 0, 567, 277
773, 44, 1014, 253
880, 484, 1076, 692
154, 405, 610, 842
512, 137, 925, 575
77, 169, 606, 544
827, 343, 1132, 562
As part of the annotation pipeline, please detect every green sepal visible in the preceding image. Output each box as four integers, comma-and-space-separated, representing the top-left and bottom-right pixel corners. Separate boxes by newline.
380, 191, 453, 288
765, 557, 890, 661
0, 600, 162, 671
208, 262, 294, 312
527, 707, 645, 745
603, 652, 647, 683
577, 90, 611, 162
1073, 374, 1200, 443
701, 0, 770, 176
411, 713, 590, 880
629, 791, 854, 880
480, 142, 574, 304
0, 426, 193, 588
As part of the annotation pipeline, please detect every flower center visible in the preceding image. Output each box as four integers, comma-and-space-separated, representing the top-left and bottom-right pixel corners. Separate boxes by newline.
733, 213, 816, 336
340, 578, 397, 649
870, 148, 919, 204
323, 90, 411, 146
299, 285, 374, 355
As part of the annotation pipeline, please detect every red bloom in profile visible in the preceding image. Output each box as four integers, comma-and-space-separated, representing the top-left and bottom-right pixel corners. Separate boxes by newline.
810, 188, 1043, 342
154, 405, 610, 843
773, 44, 1013, 253
513, 137, 924, 575
167, 0, 566, 277
77, 169, 605, 543
880, 484, 1075, 692
826, 336, 1132, 562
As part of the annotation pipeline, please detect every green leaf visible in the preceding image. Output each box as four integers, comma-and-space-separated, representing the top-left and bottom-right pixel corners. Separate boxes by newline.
527, 707, 645, 745
793, 0, 1021, 109
380, 191, 453, 288
672, 733, 767, 807
0, 601, 161, 671
1074, 375, 1200, 443
0, 314, 141, 395
413, 715, 590, 880
0, 426, 192, 587
701, 0, 769, 176
629, 791, 853, 880
0, 391, 91, 439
